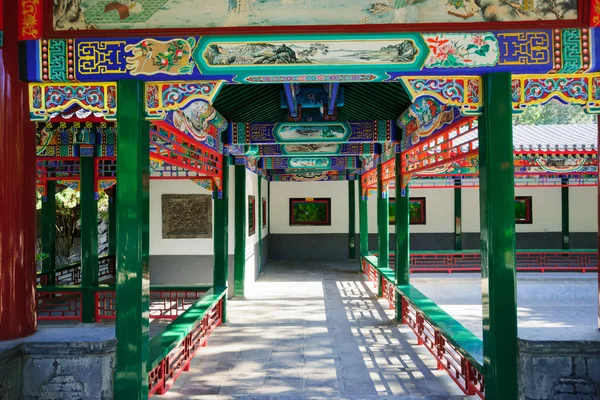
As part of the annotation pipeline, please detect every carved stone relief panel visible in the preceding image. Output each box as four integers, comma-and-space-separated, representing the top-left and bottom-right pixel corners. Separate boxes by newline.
162, 194, 212, 239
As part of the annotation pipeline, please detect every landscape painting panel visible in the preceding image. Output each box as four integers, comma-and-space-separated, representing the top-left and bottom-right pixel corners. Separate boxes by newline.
290, 198, 331, 226
283, 143, 342, 155
55, 1, 580, 31
276, 124, 348, 142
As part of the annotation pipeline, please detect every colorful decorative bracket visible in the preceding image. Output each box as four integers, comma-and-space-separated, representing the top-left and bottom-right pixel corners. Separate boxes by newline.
400, 76, 483, 116
512, 73, 600, 114
145, 81, 225, 119
401, 73, 600, 116
29, 83, 117, 121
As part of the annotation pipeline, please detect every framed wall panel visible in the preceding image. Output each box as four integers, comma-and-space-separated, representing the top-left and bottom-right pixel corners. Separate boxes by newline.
289, 198, 331, 226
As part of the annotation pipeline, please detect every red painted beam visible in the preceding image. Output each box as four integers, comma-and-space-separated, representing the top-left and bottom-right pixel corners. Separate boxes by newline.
0, 0, 37, 340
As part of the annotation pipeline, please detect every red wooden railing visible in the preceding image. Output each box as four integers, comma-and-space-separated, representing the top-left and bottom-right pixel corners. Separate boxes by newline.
95, 289, 208, 322
400, 296, 485, 398
36, 287, 209, 322
362, 255, 485, 398
378, 250, 598, 273
147, 297, 223, 397
36, 291, 82, 321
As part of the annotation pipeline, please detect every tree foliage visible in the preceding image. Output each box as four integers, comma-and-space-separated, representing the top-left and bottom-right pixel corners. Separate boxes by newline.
37, 188, 109, 260
513, 102, 596, 126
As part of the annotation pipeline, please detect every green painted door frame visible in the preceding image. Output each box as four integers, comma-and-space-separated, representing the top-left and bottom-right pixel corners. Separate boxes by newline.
213, 156, 229, 321
478, 73, 518, 400
394, 153, 410, 320
454, 178, 463, 251
233, 164, 246, 298
377, 161, 389, 297
41, 180, 57, 285
561, 178, 570, 250
80, 156, 99, 323
358, 176, 369, 269
114, 80, 150, 400
348, 179, 356, 260
267, 180, 271, 235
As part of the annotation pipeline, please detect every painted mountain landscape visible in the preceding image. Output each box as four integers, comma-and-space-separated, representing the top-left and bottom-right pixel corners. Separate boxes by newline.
203, 41, 419, 66
55, 0, 580, 31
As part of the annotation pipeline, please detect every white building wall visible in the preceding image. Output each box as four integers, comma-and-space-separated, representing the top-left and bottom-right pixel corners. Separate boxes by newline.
364, 188, 453, 233
570, 187, 598, 233
270, 181, 349, 234
271, 182, 596, 235
149, 165, 236, 256
244, 169, 259, 287
463, 187, 563, 233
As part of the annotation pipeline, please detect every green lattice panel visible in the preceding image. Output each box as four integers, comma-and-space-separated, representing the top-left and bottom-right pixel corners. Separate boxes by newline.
560, 29, 583, 74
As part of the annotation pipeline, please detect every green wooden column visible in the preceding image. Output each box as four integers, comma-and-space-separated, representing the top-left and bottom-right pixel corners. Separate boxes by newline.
258, 174, 263, 273
478, 73, 518, 400
41, 180, 57, 285
348, 179, 356, 260
454, 178, 463, 251
358, 176, 369, 266
561, 178, 570, 250
394, 153, 410, 320
233, 164, 246, 298
376, 161, 389, 297
213, 157, 229, 321
114, 80, 150, 400
108, 188, 117, 255
267, 180, 271, 235
80, 155, 99, 323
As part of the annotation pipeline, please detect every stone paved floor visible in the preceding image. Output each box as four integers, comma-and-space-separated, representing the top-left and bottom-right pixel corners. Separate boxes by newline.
412, 272, 599, 341
163, 261, 472, 399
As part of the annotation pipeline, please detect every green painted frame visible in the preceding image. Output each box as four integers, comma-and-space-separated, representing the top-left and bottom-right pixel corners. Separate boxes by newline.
248, 195, 256, 236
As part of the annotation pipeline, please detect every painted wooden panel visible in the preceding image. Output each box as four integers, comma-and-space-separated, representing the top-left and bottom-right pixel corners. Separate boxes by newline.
51, 0, 584, 32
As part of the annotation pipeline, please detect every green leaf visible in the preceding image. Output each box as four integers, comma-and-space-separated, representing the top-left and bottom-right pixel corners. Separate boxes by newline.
186, 37, 197, 49
466, 44, 477, 50
484, 35, 495, 42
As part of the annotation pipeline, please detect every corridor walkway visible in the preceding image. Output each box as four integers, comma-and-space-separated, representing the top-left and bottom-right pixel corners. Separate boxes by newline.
164, 261, 470, 399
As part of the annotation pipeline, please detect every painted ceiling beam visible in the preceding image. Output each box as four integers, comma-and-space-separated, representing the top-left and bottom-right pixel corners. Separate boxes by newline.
229, 121, 394, 145
254, 143, 375, 157
23, 30, 598, 84
261, 156, 359, 170
283, 83, 299, 118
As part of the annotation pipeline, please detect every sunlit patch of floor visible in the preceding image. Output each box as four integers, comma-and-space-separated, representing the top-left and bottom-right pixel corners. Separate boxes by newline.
163, 261, 474, 399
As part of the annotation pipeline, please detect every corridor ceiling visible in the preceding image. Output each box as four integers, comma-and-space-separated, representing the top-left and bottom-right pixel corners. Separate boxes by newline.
213, 82, 412, 123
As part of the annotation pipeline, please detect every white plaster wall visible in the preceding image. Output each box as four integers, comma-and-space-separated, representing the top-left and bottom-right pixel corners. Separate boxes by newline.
570, 187, 598, 233
149, 166, 236, 256
270, 181, 349, 234
462, 187, 562, 233
244, 169, 259, 288
461, 188, 480, 233
364, 187, 454, 233
149, 180, 213, 255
